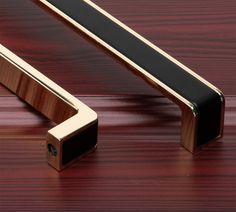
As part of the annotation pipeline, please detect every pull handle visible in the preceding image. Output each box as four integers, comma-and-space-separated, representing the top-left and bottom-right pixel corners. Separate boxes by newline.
0, 45, 98, 171
40, 0, 225, 152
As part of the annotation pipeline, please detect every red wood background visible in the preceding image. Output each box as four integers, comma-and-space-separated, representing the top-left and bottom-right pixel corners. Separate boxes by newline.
0, 0, 236, 211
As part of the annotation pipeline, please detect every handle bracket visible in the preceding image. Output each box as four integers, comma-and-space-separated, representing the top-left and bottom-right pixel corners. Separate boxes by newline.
39, 0, 225, 152
0, 44, 98, 171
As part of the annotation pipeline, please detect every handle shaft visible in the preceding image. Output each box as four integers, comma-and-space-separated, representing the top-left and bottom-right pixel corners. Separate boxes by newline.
40, 0, 224, 152
0, 44, 98, 171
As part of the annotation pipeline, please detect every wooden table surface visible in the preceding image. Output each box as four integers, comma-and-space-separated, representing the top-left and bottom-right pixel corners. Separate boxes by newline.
0, 0, 236, 211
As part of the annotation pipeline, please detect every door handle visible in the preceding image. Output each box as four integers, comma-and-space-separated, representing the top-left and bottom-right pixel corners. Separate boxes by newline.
0, 44, 98, 171
40, 0, 225, 152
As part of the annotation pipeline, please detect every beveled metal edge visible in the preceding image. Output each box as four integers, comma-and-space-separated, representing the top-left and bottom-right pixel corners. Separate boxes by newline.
0, 44, 98, 171
39, 0, 224, 152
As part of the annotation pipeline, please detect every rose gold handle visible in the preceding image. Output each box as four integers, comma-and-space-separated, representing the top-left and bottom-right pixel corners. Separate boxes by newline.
39, 0, 225, 152
0, 44, 98, 171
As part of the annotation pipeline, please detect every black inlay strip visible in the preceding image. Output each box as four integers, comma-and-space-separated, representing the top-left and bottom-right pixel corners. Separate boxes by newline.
45, 0, 223, 147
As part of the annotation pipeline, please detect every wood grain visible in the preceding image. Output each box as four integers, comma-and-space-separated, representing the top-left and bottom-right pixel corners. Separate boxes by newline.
0, 0, 236, 211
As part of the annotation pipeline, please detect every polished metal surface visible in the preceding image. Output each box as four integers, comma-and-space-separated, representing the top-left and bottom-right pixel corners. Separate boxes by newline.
40, 0, 225, 153
0, 44, 98, 171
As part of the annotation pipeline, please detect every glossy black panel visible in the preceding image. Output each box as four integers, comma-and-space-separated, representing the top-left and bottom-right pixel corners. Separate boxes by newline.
46, 0, 222, 145
62, 121, 98, 165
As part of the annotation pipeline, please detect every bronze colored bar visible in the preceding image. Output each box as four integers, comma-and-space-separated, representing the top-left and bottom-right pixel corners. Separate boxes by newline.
39, 0, 225, 152
0, 44, 98, 171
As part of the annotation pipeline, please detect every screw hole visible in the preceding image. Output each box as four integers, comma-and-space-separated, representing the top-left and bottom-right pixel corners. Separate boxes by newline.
48, 144, 57, 156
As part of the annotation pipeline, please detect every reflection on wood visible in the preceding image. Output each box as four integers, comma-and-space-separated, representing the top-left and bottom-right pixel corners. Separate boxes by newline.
0, 94, 236, 210
0, 0, 236, 211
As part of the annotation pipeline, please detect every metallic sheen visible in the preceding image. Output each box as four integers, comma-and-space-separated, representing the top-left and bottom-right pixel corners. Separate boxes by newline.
40, 0, 225, 152
0, 44, 98, 171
